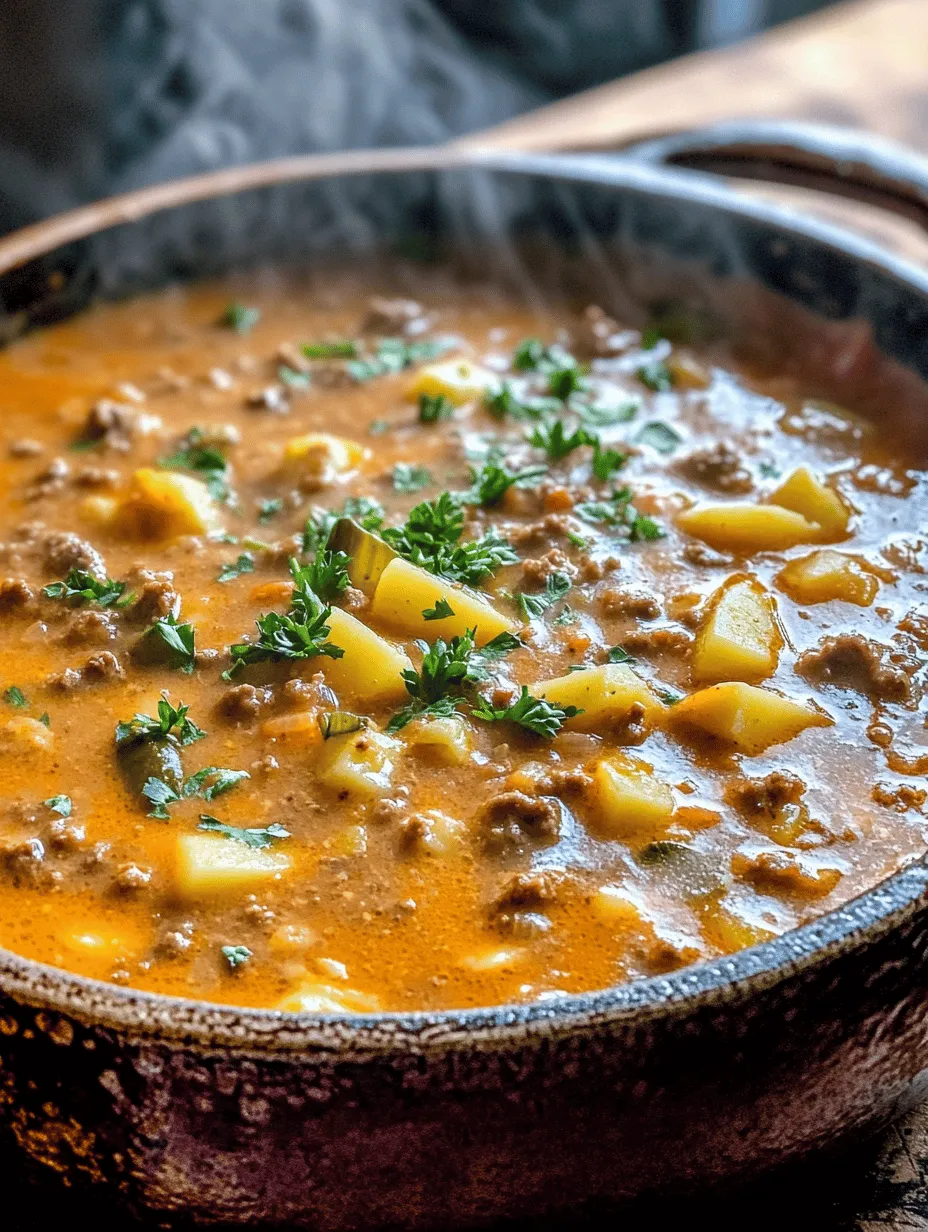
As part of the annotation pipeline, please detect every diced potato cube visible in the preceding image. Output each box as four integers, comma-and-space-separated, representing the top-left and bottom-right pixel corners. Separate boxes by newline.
124, 468, 223, 537
175, 833, 291, 897
401, 713, 472, 764
533, 663, 664, 732
276, 982, 381, 1013
769, 466, 850, 538
590, 885, 646, 928
322, 607, 411, 703
260, 710, 323, 747
325, 824, 368, 858
666, 354, 710, 390
589, 755, 675, 840
776, 550, 879, 607
370, 556, 516, 646
400, 809, 468, 856
282, 433, 369, 482
676, 502, 820, 554
0, 716, 54, 752
406, 358, 498, 406
692, 577, 781, 684
457, 946, 525, 973
669, 682, 832, 754
79, 494, 120, 527
315, 729, 399, 798
699, 897, 775, 954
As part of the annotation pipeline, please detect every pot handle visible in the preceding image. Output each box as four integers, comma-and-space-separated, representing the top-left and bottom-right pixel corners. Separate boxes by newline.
621, 120, 928, 233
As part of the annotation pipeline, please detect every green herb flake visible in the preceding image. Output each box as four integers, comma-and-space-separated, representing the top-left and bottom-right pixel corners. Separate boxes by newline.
465, 461, 547, 507
367, 419, 390, 436
567, 530, 590, 549
217, 553, 255, 583
115, 698, 206, 748
592, 440, 628, 481
198, 816, 290, 849
382, 492, 517, 587
257, 498, 284, 524
574, 486, 664, 542
43, 569, 131, 608
607, 646, 636, 664
140, 615, 197, 674
637, 361, 674, 393
220, 302, 261, 334
759, 461, 781, 479
278, 365, 310, 389
423, 597, 455, 621
221, 944, 253, 969
472, 685, 581, 738
392, 463, 433, 493
298, 548, 350, 603
636, 421, 684, 454
387, 630, 477, 732
38, 712, 51, 727
44, 795, 72, 817
301, 340, 358, 360
159, 427, 233, 505
528, 420, 596, 463
517, 571, 571, 621
3, 686, 27, 708
418, 393, 454, 424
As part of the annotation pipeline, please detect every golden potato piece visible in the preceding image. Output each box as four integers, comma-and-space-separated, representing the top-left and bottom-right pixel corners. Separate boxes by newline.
692, 577, 781, 684
0, 716, 54, 753
589, 755, 675, 840
175, 833, 291, 897
315, 728, 399, 798
676, 502, 820, 554
370, 556, 516, 646
283, 433, 369, 482
322, 607, 411, 704
401, 713, 472, 764
534, 663, 664, 731
406, 358, 498, 406
124, 468, 224, 537
776, 550, 879, 607
769, 466, 850, 539
669, 682, 832, 754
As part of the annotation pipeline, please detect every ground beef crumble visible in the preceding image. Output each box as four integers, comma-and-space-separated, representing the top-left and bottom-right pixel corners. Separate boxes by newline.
478, 791, 562, 853
599, 585, 662, 620
795, 634, 918, 705
675, 442, 753, 494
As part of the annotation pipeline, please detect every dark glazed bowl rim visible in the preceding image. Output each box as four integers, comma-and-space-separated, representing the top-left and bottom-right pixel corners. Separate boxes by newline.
2, 142, 927, 1054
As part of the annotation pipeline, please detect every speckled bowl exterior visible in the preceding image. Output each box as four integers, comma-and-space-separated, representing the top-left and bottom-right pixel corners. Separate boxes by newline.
1, 141, 928, 1228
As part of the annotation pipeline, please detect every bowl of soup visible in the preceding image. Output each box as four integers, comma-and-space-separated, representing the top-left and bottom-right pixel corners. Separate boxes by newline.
0, 139, 926, 1228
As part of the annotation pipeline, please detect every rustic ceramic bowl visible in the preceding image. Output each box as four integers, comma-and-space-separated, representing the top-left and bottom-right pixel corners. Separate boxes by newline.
1, 127, 928, 1229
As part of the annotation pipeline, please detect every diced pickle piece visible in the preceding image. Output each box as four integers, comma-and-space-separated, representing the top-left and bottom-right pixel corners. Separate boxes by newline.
322, 607, 411, 703
676, 502, 820, 554
370, 556, 516, 646
534, 663, 664, 731
401, 713, 472, 764
276, 982, 381, 1013
117, 733, 184, 799
406, 358, 498, 406
283, 433, 368, 481
327, 518, 397, 595
175, 833, 291, 896
124, 468, 223, 538
769, 466, 850, 538
692, 577, 781, 684
589, 755, 675, 839
670, 682, 832, 754
776, 550, 879, 607
315, 729, 399, 798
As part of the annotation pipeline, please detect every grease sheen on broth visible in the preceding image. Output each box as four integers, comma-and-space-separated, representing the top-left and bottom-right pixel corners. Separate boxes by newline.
0, 271, 926, 1013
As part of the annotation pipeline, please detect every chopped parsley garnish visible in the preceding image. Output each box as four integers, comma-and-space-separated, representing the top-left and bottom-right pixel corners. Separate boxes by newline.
342, 495, 385, 530
217, 553, 255, 583
512, 338, 574, 373
392, 463, 432, 493
225, 558, 343, 677
484, 383, 558, 422
159, 427, 233, 504
221, 945, 253, 969
636, 421, 683, 454
277, 365, 310, 389
759, 461, 781, 479
567, 530, 590, 549
347, 337, 451, 383
368, 418, 390, 436
592, 440, 628, 481
257, 497, 284, 523
302, 340, 358, 360
423, 597, 455, 621
302, 496, 384, 554
607, 645, 636, 664
655, 687, 684, 706
38, 712, 51, 727
143, 766, 250, 819
44, 795, 72, 817
466, 630, 524, 681
418, 393, 454, 424
388, 630, 476, 732
637, 360, 674, 392
517, 571, 571, 621
43, 569, 132, 607
139, 615, 197, 673
471, 685, 580, 738
115, 698, 206, 748
546, 362, 588, 400
299, 548, 350, 602
382, 491, 517, 587
574, 486, 664, 541
3, 686, 27, 708
220, 302, 261, 334
198, 816, 290, 848
528, 420, 596, 462
576, 401, 638, 428
465, 460, 547, 507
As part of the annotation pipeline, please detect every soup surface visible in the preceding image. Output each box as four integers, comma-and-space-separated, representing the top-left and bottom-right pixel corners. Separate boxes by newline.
0, 270, 926, 1013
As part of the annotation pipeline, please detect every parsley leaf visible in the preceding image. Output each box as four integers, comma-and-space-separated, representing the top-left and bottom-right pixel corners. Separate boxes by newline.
388, 631, 475, 731
257, 498, 284, 523
484, 383, 559, 423
278, 365, 310, 389
418, 393, 454, 424
141, 777, 180, 819
392, 463, 432, 493
198, 816, 289, 848
636, 421, 683, 454
465, 460, 547, 507
592, 440, 628, 480
159, 427, 233, 504
44, 795, 72, 817
43, 569, 131, 607
517, 571, 571, 621
220, 302, 261, 334
576, 401, 638, 428
607, 645, 636, 664
382, 492, 517, 587
183, 766, 251, 802
225, 558, 343, 676
574, 486, 664, 542
221, 944, 253, 969
471, 685, 580, 738
423, 597, 455, 621
138, 615, 197, 673
115, 698, 206, 748
298, 548, 350, 602
3, 686, 27, 708
302, 340, 358, 360
217, 553, 255, 583
466, 630, 523, 681
547, 362, 588, 400
637, 360, 674, 392
347, 337, 451, 383
341, 495, 385, 530
528, 420, 597, 462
